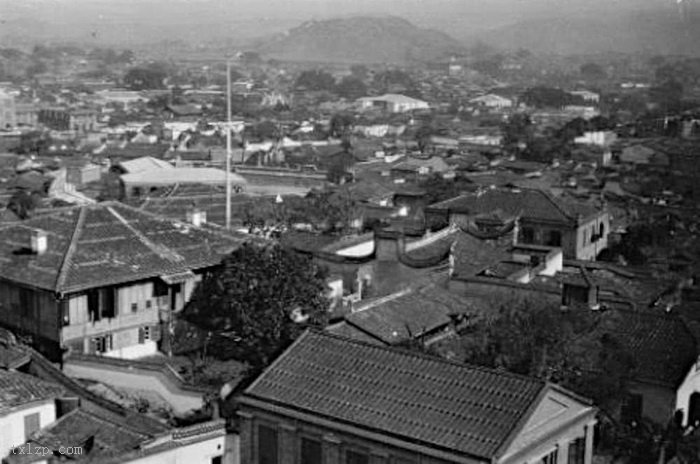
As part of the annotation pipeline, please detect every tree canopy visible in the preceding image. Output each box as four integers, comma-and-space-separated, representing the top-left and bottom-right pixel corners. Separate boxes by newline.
124, 64, 168, 90
295, 69, 336, 92
335, 76, 368, 100
180, 243, 329, 369
447, 298, 635, 418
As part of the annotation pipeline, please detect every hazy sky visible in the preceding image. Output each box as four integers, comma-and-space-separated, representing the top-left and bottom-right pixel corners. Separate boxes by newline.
0, 0, 694, 46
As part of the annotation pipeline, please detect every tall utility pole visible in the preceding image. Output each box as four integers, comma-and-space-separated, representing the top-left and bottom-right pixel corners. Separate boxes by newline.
225, 60, 232, 230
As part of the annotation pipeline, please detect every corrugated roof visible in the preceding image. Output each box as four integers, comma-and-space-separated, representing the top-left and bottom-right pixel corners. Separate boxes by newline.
243, 330, 547, 459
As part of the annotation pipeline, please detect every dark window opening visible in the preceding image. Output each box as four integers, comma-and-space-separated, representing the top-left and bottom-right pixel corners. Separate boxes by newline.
568, 437, 585, 464
541, 448, 558, 464
301, 437, 322, 464
346, 450, 369, 464
211, 456, 223, 464
258, 425, 278, 464
688, 392, 700, 426
87, 290, 100, 321
153, 280, 169, 297
547, 230, 562, 247
621, 393, 643, 424
521, 227, 535, 244
101, 288, 116, 319
19, 288, 32, 317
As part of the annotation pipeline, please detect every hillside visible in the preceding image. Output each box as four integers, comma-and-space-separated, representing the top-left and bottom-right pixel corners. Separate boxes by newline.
475, 8, 700, 56
254, 16, 466, 64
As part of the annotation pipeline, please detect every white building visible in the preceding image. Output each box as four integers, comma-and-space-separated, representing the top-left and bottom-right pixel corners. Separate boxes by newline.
357, 94, 429, 113
0, 370, 63, 459
570, 90, 601, 104
469, 94, 514, 109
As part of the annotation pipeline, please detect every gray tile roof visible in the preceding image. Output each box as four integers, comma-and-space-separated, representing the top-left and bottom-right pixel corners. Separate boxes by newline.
430, 188, 602, 225
0, 370, 64, 414
0, 202, 248, 294
243, 330, 548, 459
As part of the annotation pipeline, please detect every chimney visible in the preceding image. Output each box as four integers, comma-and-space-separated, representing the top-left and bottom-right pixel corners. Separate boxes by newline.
30, 229, 48, 255
186, 208, 207, 227
55, 397, 81, 418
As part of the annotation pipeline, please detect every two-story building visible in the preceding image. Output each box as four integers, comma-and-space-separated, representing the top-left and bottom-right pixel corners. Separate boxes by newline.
426, 188, 610, 261
0, 202, 248, 361
238, 330, 597, 464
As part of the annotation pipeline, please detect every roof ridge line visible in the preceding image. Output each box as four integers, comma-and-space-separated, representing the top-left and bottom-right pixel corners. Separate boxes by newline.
55, 206, 87, 294
313, 329, 547, 385
107, 205, 185, 264
537, 189, 576, 221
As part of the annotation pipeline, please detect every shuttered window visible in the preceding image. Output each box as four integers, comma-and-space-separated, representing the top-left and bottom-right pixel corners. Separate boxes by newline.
24, 413, 40, 440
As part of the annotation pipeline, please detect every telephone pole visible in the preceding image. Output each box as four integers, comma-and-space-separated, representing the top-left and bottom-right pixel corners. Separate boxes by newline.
225, 60, 232, 230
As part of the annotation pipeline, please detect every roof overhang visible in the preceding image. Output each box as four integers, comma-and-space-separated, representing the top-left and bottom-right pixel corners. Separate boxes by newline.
159, 271, 196, 285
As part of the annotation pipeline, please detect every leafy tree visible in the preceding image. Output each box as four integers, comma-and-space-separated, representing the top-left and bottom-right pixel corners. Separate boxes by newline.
336, 76, 367, 100
8, 191, 40, 220
501, 113, 533, 155
521, 86, 578, 109
415, 125, 435, 153
649, 79, 684, 113
295, 69, 336, 92
373, 69, 415, 92
350, 64, 368, 80
124, 64, 168, 90
180, 243, 329, 369
329, 113, 355, 138
456, 298, 635, 417
580, 62, 607, 81
418, 174, 475, 205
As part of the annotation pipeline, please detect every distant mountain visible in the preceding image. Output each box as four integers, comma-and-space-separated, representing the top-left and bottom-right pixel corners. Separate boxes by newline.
475, 8, 700, 56
254, 16, 466, 64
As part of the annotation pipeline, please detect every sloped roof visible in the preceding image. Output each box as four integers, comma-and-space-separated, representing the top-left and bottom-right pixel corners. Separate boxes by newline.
118, 156, 174, 174
603, 310, 697, 387
342, 286, 465, 344
451, 231, 512, 279
22, 408, 148, 461
0, 202, 248, 294
243, 330, 551, 460
0, 370, 64, 414
121, 167, 246, 186
430, 188, 601, 225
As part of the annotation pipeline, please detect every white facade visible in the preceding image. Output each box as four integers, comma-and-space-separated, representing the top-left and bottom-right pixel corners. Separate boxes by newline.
470, 94, 514, 109
357, 94, 429, 113
574, 131, 617, 147
676, 362, 700, 426
124, 435, 227, 464
0, 402, 56, 459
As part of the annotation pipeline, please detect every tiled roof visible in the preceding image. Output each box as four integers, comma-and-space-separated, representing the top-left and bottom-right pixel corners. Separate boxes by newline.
29, 408, 148, 460
243, 330, 548, 460
342, 286, 467, 344
0, 370, 64, 414
0, 338, 31, 370
0, 202, 248, 294
451, 231, 511, 279
431, 188, 601, 224
602, 310, 697, 387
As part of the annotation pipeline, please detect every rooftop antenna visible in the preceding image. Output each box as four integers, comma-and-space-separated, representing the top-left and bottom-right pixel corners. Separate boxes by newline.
225, 59, 232, 230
